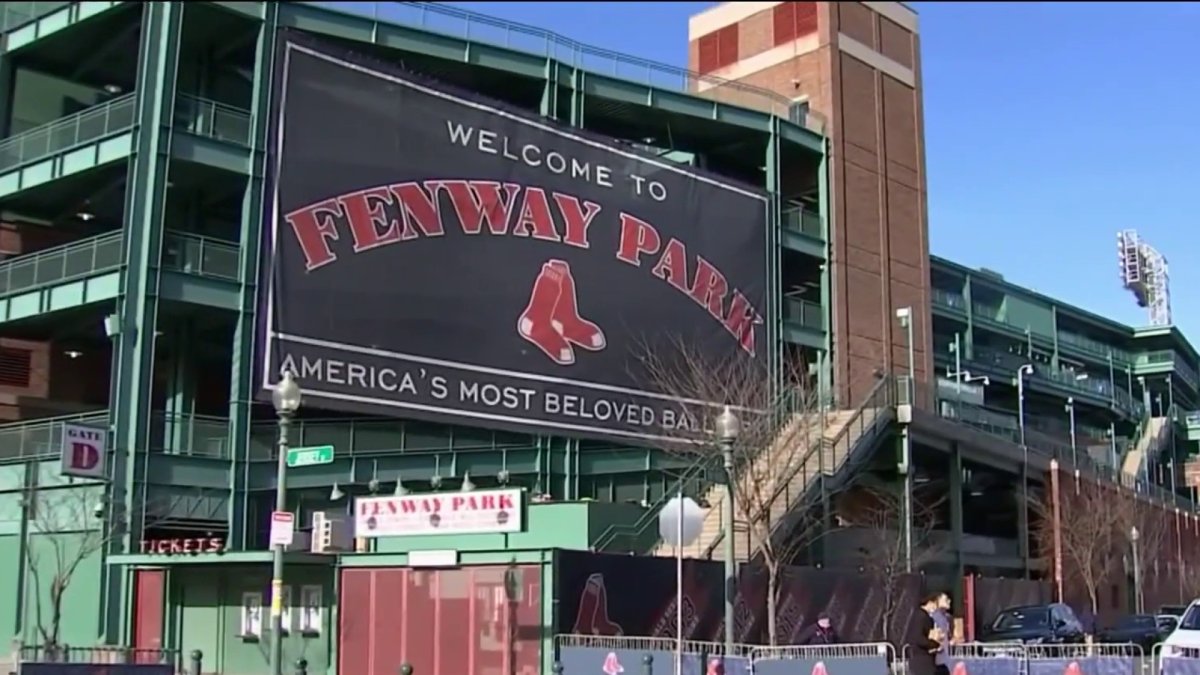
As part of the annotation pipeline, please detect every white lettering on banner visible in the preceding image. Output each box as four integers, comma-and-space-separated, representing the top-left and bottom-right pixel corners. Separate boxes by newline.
60, 423, 107, 479
279, 353, 704, 435
355, 488, 525, 537
446, 122, 615, 190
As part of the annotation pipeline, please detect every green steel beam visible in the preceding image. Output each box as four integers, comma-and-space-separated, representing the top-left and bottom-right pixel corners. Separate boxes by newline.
108, 0, 184, 645
765, 116, 782, 386
227, 3, 280, 551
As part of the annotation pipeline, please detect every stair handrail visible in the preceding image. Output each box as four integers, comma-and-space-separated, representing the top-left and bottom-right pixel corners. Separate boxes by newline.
589, 455, 715, 552
589, 385, 805, 552
700, 374, 895, 559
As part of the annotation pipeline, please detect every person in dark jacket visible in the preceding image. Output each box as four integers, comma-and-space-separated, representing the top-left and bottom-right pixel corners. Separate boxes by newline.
906, 593, 946, 675
798, 613, 839, 645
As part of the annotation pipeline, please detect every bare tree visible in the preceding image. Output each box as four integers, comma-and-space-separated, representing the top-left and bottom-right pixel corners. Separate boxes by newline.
1031, 476, 1132, 613
838, 481, 946, 641
19, 478, 159, 654
638, 336, 833, 645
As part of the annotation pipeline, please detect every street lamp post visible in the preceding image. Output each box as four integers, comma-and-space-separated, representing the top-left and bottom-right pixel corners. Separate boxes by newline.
895, 307, 915, 573
1130, 525, 1143, 613
270, 370, 302, 675
1016, 364, 1033, 575
715, 405, 741, 652
1065, 398, 1077, 468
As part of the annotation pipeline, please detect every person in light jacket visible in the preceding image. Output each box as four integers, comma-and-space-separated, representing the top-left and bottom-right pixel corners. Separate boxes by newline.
931, 592, 953, 675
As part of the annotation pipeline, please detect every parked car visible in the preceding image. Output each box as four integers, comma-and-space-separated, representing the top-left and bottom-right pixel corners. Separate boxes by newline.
1161, 599, 1200, 658
981, 604, 1086, 644
1097, 614, 1172, 650
1160, 605, 1189, 619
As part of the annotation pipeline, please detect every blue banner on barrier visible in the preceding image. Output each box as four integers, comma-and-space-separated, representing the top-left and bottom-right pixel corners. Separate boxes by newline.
753, 656, 887, 675
558, 646, 751, 675
1162, 657, 1200, 675
1027, 657, 1136, 675
950, 657, 1024, 675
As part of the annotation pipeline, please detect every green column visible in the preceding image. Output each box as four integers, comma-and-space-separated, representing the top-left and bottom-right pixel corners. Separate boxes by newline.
948, 444, 965, 605
817, 140, 832, 405
164, 324, 197, 454
226, 7, 279, 550
107, 1, 185, 643
764, 117, 781, 388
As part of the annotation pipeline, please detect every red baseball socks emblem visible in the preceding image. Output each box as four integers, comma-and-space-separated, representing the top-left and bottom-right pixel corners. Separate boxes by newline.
573, 573, 623, 635
518, 259, 606, 365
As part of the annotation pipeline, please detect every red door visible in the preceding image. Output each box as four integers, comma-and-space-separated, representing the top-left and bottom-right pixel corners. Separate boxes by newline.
131, 569, 166, 663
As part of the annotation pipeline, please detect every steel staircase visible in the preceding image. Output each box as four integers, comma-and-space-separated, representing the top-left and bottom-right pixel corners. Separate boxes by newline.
652, 377, 894, 561
1121, 415, 1170, 481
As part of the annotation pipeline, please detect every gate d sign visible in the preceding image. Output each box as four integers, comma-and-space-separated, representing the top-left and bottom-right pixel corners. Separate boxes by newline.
60, 423, 108, 479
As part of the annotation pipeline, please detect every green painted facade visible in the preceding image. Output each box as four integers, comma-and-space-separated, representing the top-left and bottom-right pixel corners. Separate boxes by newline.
0, 1, 826, 670
0, 1, 1196, 672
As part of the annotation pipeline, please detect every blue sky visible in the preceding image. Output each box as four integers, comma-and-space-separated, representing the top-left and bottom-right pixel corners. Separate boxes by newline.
437, 2, 1199, 337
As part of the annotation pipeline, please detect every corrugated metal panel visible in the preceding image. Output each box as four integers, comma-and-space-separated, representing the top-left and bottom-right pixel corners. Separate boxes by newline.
340, 564, 542, 675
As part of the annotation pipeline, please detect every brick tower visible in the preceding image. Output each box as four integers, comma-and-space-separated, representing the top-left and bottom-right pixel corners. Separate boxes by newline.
688, 2, 932, 405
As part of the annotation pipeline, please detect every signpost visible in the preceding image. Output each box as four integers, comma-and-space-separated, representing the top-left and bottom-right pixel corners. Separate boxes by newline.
285, 445, 334, 468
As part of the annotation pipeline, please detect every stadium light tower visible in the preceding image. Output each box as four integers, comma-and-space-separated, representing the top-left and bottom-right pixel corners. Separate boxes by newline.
1117, 229, 1172, 326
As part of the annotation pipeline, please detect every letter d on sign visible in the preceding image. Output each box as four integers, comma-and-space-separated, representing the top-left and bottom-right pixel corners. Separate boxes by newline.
60, 423, 108, 479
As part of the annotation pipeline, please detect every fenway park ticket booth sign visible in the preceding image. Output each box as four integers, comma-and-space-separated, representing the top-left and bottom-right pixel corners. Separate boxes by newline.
355, 488, 524, 537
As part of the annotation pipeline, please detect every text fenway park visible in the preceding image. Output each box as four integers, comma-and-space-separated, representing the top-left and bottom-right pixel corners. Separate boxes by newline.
260, 34, 769, 443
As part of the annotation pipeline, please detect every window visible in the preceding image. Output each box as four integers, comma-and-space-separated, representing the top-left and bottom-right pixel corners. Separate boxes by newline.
991, 607, 1049, 631
1180, 604, 1200, 631
697, 25, 739, 75
774, 2, 819, 46
0, 347, 31, 387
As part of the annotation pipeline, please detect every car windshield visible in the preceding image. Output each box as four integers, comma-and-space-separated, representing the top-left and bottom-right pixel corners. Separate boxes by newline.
992, 608, 1050, 631
1180, 606, 1200, 631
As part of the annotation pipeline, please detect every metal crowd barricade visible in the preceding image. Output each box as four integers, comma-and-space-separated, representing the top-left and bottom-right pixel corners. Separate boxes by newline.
943, 642, 1027, 675
553, 634, 756, 675
750, 642, 894, 675
1024, 643, 1141, 675
1154, 643, 1200, 675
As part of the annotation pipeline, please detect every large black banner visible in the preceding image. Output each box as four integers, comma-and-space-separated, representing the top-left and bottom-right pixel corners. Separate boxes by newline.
257, 32, 769, 443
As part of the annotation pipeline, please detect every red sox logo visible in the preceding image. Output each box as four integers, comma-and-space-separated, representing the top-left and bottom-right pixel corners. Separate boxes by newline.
602, 652, 624, 675
953, 661, 969, 675
518, 259, 607, 365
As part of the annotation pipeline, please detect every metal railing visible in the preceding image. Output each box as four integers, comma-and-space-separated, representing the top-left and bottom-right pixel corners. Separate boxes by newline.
0, 1, 69, 32
174, 95, 252, 146
0, 411, 108, 462
162, 232, 241, 281
0, 231, 124, 297
1057, 331, 1133, 364
1139, 350, 1200, 390
781, 205, 823, 239
967, 345, 1139, 413
783, 297, 825, 331
0, 93, 136, 173
932, 288, 967, 311
148, 413, 231, 458
0, 411, 235, 462
317, 1, 826, 132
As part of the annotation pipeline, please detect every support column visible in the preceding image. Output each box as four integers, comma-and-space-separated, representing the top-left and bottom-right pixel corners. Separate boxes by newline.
164, 324, 197, 454
539, 59, 558, 119
227, 7, 279, 550
948, 444, 965, 606
817, 142, 833, 406
764, 117, 781, 386
108, 2, 185, 644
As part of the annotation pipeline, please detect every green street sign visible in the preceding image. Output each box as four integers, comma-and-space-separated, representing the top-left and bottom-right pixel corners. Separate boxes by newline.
286, 445, 334, 468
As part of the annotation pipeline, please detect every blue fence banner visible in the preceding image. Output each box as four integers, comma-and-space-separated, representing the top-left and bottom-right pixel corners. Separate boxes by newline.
556, 647, 751, 675
1160, 657, 1200, 675
946, 642, 1027, 675
750, 643, 893, 675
